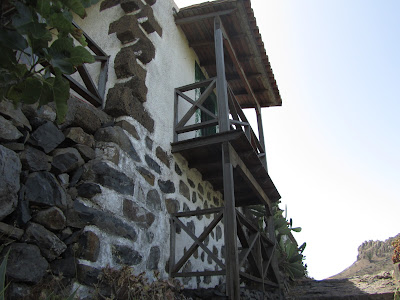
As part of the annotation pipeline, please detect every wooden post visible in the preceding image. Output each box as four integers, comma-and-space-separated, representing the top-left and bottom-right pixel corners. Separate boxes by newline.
214, 16, 230, 133
222, 142, 240, 299
256, 107, 268, 171
169, 217, 176, 276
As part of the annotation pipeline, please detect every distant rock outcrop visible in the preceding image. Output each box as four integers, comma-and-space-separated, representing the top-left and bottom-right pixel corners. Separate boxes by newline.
330, 234, 400, 279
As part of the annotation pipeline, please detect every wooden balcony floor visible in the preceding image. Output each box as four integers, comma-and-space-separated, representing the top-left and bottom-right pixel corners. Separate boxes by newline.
171, 130, 280, 206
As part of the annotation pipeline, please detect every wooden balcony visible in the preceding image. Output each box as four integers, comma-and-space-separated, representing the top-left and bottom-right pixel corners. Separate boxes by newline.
171, 1, 284, 298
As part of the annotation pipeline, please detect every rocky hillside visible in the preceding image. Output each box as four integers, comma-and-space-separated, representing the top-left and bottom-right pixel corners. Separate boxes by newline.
287, 234, 400, 299
330, 234, 400, 279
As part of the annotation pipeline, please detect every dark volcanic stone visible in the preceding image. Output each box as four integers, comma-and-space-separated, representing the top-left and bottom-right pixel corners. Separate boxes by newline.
100, 0, 120, 11
62, 97, 110, 134
77, 231, 100, 262
156, 146, 170, 167
20, 145, 50, 171
165, 198, 179, 214
124, 37, 155, 64
95, 126, 140, 162
137, 166, 155, 186
112, 244, 142, 265
145, 154, 161, 174
109, 15, 147, 44
82, 160, 135, 195
51, 256, 77, 278
146, 189, 161, 211
0, 115, 23, 142
74, 144, 96, 161
183, 203, 190, 212
158, 179, 175, 193
179, 180, 190, 200
33, 206, 66, 230
116, 120, 140, 140
120, 0, 142, 12
123, 199, 155, 229
74, 200, 137, 241
29, 121, 65, 153
52, 147, 85, 173
0, 100, 31, 130
192, 191, 197, 204
2, 243, 48, 283
77, 264, 101, 286
24, 171, 67, 207
24, 222, 67, 261
0, 145, 21, 220
17, 185, 31, 225
137, 5, 162, 36
175, 163, 182, 175
105, 87, 153, 132
187, 220, 195, 234
117, 77, 148, 103
198, 183, 204, 194
114, 48, 147, 80
64, 127, 95, 147
145, 136, 153, 150
216, 225, 222, 241
77, 182, 102, 198
146, 246, 160, 270
144, 0, 156, 5
187, 178, 195, 189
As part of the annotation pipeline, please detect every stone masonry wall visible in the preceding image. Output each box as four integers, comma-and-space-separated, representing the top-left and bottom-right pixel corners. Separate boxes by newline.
0, 0, 226, 298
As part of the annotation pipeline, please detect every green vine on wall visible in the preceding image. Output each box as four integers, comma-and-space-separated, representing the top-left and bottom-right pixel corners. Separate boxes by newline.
0, 0, 99, 122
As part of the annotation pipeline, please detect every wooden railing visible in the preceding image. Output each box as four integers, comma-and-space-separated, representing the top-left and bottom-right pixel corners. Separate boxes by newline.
173, 78, 266, 159
169, 207, 278, 287
66, 22, 109, 107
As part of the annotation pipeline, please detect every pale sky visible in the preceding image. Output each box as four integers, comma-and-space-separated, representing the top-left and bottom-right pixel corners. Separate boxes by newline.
174, 0, 400, 280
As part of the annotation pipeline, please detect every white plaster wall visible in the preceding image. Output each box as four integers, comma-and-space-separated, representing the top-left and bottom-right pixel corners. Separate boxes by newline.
146, 0, 199, 149
72, 0, 227, 290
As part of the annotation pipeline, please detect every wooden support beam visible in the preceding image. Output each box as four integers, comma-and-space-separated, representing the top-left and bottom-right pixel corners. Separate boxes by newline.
171, 211, 224, 273
220, 19, 261, 111
229, 144, 272, 212
214, 16, 230, 133
175, 9, 236, 25
171, 129, 243, 153
169, 218, 176, 276
221, 141, 240, 299
173, 207, 222, 218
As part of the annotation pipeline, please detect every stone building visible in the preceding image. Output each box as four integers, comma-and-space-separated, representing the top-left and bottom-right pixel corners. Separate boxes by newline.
0, 0, 283, 299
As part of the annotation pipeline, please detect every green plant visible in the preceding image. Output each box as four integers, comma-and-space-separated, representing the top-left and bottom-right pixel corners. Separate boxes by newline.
248, 203, 307, 280
0, 0, 98, 122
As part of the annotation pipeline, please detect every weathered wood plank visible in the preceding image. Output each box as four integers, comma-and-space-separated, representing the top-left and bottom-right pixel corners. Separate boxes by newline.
175, 9, 236, 25
169, 218, 176, 276
177, 77, 215, 92
171, 211, 224, 273
172, 207, 222, 218
221, 141, 240, 299
171, 130, 243, 153
214, 16, 230, 133
176, 119, 219, 134
176, 79, 217, 129
229, 144, 272, 211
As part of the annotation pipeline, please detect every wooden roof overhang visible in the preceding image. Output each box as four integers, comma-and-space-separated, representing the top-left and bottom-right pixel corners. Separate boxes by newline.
175, 0, 282, 109
172, 130, 281, 206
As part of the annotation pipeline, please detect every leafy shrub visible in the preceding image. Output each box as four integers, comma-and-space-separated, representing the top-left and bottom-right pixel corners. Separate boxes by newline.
0, 0, 98, 122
